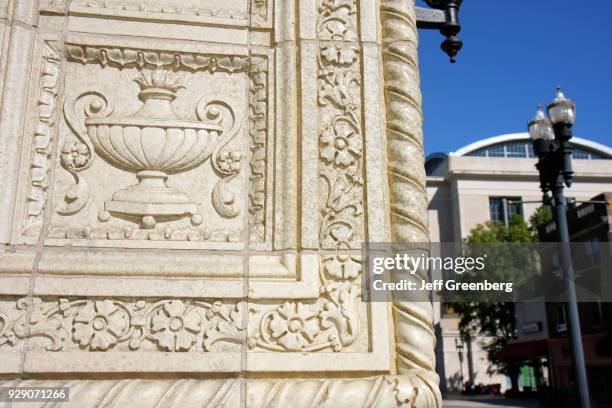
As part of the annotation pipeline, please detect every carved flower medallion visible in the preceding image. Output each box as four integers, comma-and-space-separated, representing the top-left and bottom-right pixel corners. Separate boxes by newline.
150, 300, 202, 351
73, 300, 129, 351
268, 302, 320, 351
216, 151, 242, 173
319, 120, 362, 168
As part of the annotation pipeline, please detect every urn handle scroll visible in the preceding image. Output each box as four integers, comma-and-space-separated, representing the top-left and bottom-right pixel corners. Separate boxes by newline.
196, 95, 244, 219
58, 91, 114, 216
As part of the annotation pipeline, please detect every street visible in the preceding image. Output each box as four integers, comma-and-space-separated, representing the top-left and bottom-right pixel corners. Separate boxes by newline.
443, 395, 541, 408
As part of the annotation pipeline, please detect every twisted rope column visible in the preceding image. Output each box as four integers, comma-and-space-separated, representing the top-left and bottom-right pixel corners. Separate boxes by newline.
381, 0, 441, 406
0, 377, 432, 407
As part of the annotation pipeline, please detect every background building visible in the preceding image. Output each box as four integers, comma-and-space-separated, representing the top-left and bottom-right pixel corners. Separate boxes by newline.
426, 133, 612, 393
535, 193, 612, 405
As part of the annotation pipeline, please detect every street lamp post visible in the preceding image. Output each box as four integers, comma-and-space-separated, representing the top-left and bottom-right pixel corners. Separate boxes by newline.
455, 337, 465, 390
528, 87, 590, 408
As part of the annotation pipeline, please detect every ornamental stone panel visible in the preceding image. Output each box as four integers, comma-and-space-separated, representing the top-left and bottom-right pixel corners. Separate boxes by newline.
0, 0, 439, 406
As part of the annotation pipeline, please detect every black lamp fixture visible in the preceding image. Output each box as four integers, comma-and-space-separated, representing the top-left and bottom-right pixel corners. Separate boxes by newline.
528, 87, 591, 408
528, 87, 576, 193
415, 0, 463, 63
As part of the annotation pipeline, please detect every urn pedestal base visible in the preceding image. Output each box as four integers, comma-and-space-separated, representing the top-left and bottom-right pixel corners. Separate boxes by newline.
104, 170, 202, 229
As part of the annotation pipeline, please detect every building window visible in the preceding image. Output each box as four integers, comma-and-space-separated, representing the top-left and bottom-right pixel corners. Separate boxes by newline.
557, 304, 567, 325
584, 238, 601, 267
549, 252, 560, 273
489, 197, 523, 224
465, 141, 610, 160
505, 141, 528, 157
487, 144, 505, 157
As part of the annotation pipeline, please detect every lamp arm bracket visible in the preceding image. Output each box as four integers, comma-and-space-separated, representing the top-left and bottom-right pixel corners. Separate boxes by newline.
414, 2, 463, 63
415, 6, 446, 29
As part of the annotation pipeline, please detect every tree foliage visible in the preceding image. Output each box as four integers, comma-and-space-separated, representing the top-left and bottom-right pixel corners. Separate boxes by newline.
447, 213, 545, 379
528, 205, 553, 238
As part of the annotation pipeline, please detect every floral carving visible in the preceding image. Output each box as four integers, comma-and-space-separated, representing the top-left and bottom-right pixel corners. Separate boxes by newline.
322, 255, 361, 280
73, 300, 130, 351
319, 119, 362, 168
243, 2, 366, 354
197, 95, 244, 220
57, 91, 113, 216
150, 301, 202, 351
316, 0, 364, 250
11, 298, 67, 351
60, 141, 90, 170
0, 254, 362, 354
317, 58, 364, 248
248, 258, 361, 352
0, 252, 362, 355
320, 44, 358, 66
203, 302, 246, 351
0, 298, 245, 352
216, 151, 241, 173
268, 303, 320, 351
317, 0, 358, 41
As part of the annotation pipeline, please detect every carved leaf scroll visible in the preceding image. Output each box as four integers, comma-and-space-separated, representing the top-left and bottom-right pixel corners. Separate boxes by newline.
197, 95, 244, 219
57, 91, 113, 216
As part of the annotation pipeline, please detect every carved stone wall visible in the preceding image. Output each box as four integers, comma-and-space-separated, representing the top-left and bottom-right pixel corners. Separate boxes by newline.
0, 0, 439, 406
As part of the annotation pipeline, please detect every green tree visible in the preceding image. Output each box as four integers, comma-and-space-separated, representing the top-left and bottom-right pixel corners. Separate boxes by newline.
447, 214, 539, 392
528, 205, 553, 239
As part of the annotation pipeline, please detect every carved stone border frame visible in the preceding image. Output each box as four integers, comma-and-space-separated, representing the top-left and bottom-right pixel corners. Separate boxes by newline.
3, 33, 313, 298
0, 0, 441, 405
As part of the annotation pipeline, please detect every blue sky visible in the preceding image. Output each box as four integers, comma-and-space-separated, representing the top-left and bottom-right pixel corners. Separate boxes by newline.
416, 0, 612, 155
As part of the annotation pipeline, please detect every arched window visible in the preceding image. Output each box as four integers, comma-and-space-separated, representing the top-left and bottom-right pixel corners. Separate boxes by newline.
465, 140, 608, 160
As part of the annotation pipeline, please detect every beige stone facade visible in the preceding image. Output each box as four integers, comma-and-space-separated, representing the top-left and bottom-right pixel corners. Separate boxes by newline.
0, 0, 439, 406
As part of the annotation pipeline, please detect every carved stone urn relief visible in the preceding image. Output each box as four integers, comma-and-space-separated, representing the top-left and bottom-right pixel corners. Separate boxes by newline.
57, 67, 244, 233
87, 72, 223, 228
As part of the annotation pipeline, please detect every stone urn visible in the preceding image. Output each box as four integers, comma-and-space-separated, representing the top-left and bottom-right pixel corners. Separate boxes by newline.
85, 71, 223, 229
